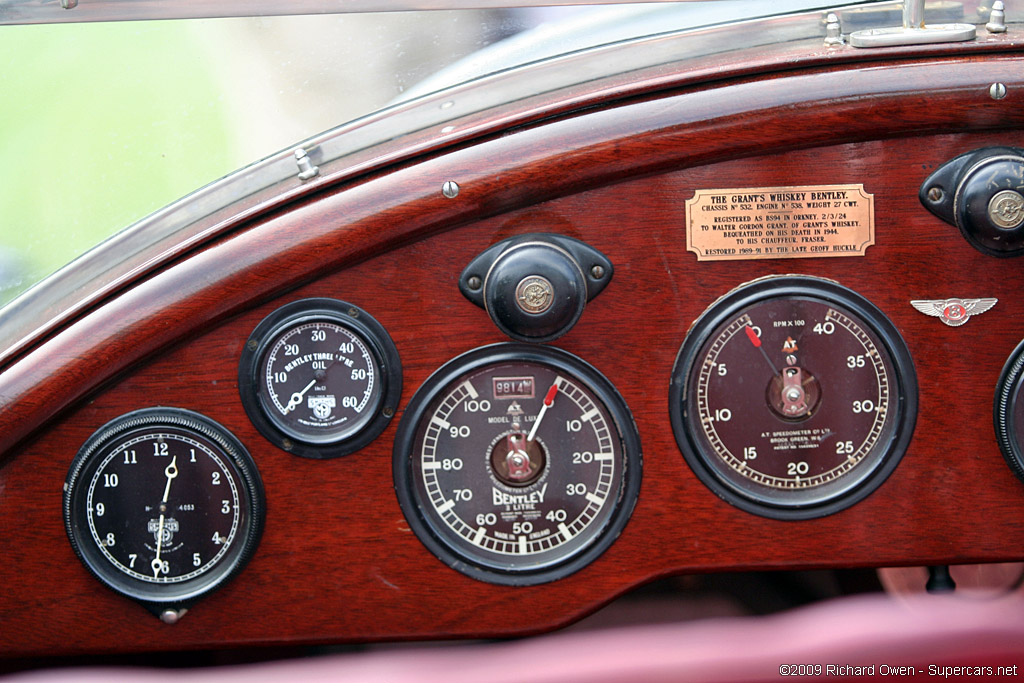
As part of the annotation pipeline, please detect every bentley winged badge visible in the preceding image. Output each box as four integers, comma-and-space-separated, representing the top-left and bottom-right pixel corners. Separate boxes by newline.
909, 298, 997, 327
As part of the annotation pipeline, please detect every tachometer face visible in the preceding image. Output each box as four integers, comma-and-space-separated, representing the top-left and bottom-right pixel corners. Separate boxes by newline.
239, 299, 402, 459
63, 408, 264, 616
394, 344, 641, 585
670, 276, 917, 519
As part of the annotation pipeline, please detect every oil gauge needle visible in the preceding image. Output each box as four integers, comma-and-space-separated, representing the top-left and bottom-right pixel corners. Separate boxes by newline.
284, 379, 317, 414
745, 324, 780, 377
527, 382, 559, 443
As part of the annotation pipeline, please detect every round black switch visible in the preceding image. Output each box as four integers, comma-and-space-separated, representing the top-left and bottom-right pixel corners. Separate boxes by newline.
483, 241, 586, 342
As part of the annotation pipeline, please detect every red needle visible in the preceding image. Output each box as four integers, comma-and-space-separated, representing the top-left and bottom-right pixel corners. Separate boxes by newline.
745, 325, 762, 348
527, 382, 559, 442
745, 324, 780, 376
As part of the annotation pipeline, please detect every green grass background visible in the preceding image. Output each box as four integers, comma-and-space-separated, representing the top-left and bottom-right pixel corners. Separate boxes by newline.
0, 20, 237, 306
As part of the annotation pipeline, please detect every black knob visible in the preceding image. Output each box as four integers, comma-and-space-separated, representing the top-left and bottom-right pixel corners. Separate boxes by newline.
459, 234, 613, 342
920, 146, 1024, 256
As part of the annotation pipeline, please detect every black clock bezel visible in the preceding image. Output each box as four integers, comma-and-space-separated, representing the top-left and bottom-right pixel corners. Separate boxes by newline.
63, 407, 265, 617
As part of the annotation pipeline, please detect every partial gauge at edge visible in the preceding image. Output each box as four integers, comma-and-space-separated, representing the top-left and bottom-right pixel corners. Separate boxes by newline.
393, 344, 642, 585
994, 339, 1024, 485
63, 408, 264, 619
239, 299, 402, 459
669, 276, 917, 520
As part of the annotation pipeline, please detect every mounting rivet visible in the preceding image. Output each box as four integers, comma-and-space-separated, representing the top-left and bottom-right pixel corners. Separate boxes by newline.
442, 181, 460, 199
990, 83, 1008, 100
160, 609, 183, 625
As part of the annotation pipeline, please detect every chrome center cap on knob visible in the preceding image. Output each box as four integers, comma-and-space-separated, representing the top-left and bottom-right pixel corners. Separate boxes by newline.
515, 275, 554, 314
988, 189, 1024, 229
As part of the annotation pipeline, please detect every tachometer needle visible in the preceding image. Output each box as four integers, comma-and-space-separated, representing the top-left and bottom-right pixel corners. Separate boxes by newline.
527, 382, 559, 443
745, 324, 780, 377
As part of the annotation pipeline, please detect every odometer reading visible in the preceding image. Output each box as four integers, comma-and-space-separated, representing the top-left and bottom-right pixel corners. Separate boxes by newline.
670, 276, 916, 519
394, 344, 641, 585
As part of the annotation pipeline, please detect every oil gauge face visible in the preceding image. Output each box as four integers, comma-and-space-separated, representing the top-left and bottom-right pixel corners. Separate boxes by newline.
239, 299, 401, 459
670, 276, 917, 519
394, 344, 641, 585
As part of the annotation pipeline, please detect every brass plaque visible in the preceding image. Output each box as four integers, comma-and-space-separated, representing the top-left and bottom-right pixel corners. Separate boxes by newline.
686, 185, 875, 261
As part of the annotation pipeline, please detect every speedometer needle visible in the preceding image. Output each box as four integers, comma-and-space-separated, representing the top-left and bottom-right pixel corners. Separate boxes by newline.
284, 379, 317, 414
527, 382, 559, 443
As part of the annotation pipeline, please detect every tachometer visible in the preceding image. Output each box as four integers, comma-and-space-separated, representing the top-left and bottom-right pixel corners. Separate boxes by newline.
669, 276, 917, 519
393, 344, 641, 585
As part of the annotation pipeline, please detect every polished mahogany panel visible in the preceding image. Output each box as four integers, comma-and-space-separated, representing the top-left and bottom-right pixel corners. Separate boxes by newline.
3, 46, 1024, 656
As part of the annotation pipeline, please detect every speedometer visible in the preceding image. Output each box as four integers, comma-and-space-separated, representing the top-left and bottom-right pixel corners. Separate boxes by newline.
393, 344, 641, 585
669, 276, 917, 519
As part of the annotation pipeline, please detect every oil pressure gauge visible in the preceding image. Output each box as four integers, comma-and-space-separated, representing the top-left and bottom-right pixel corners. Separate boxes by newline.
239, 299, 401, 459
393, 344, 641, 585
670, 276, 917, 519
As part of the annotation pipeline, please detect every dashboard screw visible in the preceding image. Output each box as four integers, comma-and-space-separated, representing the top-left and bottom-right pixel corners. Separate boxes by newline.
467, 275, 482, 290
590, 265, 606, 279
247, 339, 258, 351
383, 406, 395, 418
442, 181, 460, 199
927, 187, 944, 202
282, 438, 294, 451
990, 83, 1007, 100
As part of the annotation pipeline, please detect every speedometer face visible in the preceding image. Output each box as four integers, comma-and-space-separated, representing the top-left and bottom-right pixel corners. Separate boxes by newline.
394, 344, 641, 585
669, 276, 917, 519
239, 299, 401, 459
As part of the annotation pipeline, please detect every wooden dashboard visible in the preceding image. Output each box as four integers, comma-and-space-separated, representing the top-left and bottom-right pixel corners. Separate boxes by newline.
3, 28, 1024, 658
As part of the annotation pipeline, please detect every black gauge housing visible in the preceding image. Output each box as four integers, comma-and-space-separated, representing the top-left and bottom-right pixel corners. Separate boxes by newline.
393, 343, 641, 585
63, 408, 265, 618
994, 339, 1024, 484
669, 276, 917, 520
238, 298, 402, 459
